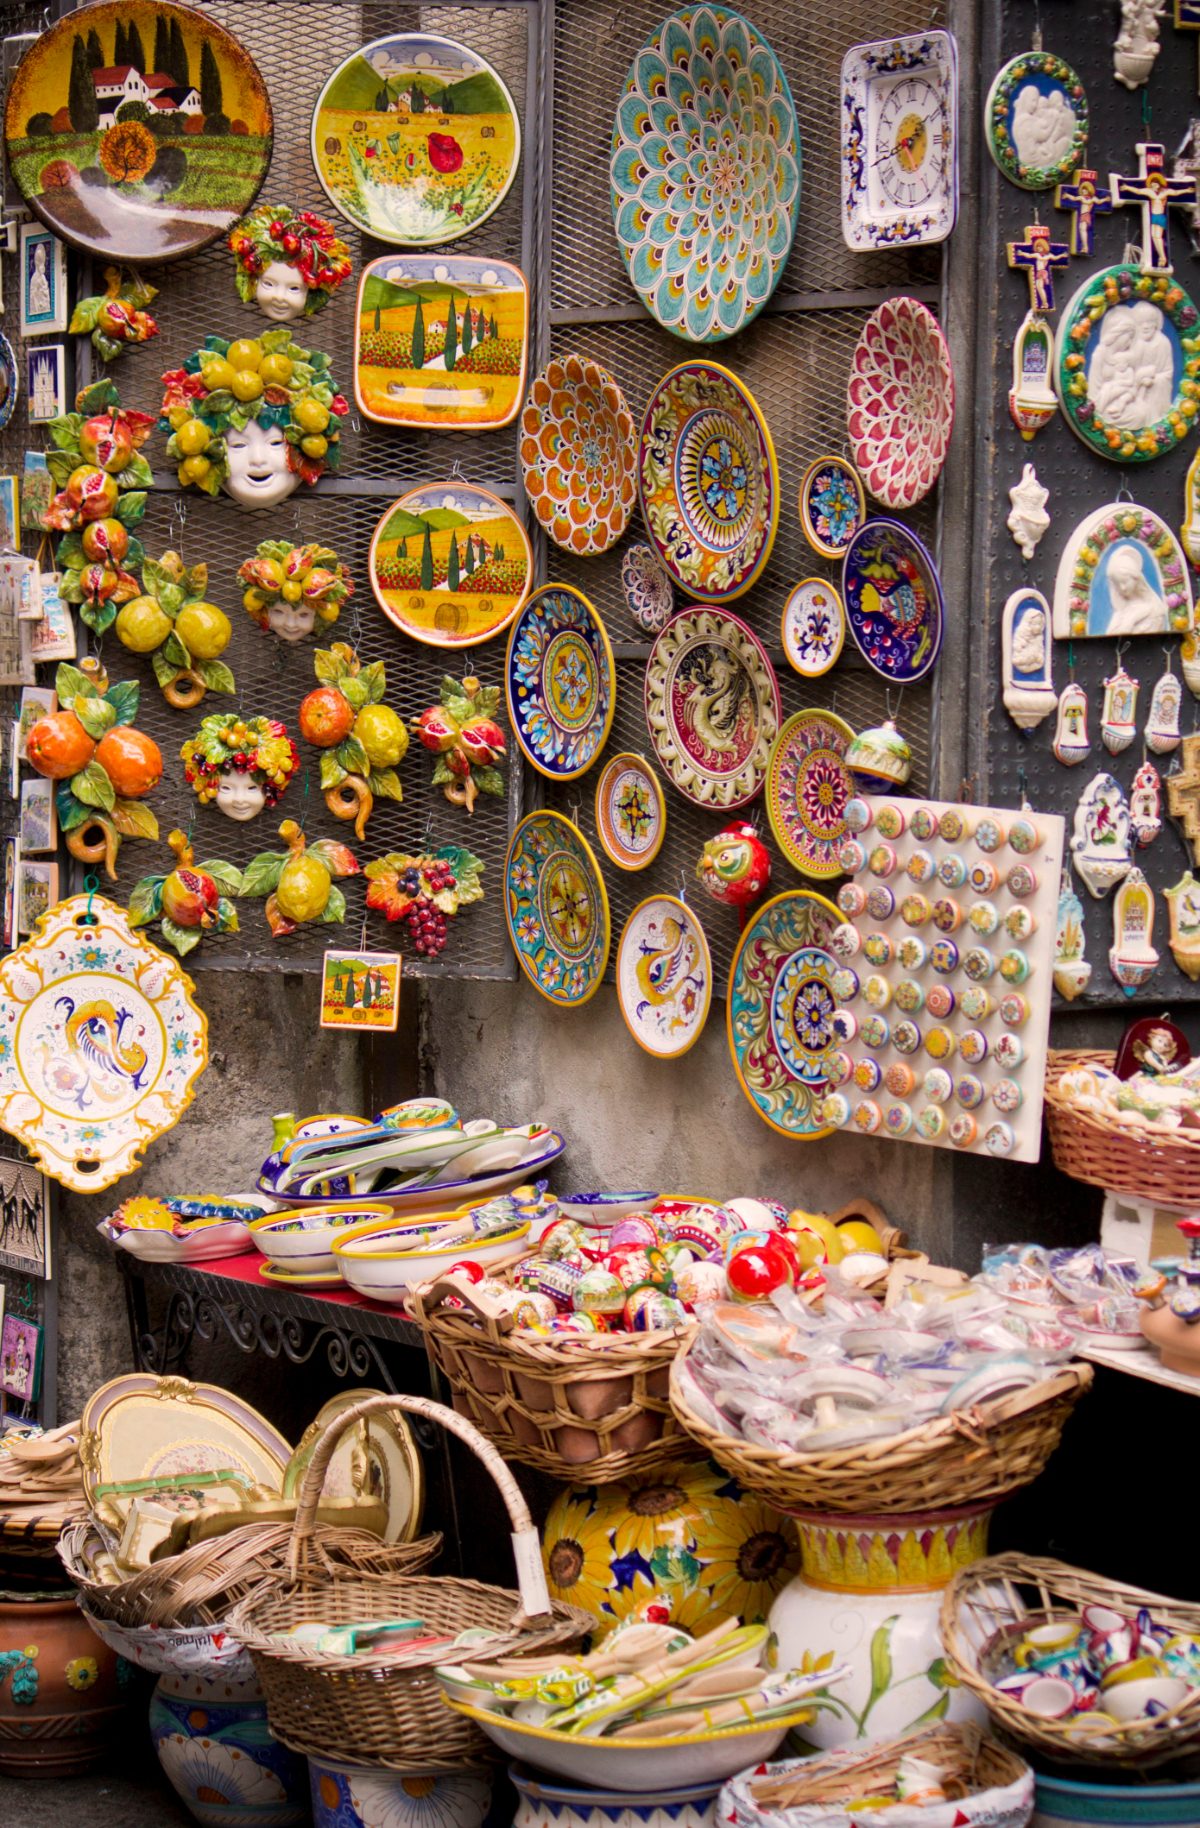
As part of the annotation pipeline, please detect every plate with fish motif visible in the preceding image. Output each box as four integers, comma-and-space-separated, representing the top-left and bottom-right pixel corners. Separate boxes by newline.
765, 710, 856, 879
727, 890, 841, 1138
519, 354, 637, 555
645, 607, 781, 809
639, 361, 778, 602
842, 518, 944, 683
798, 456, 866, 559
505, 811, 610, 1007
505, 584, 615, 781
781, 578, 846, 678
594, 753, 667, 872
616, 895, 712, 1059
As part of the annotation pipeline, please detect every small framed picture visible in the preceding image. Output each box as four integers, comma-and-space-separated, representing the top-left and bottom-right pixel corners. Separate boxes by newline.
0, 476, 19, 551
17, 685, 55, 761
2, 838, 18, 947
0, 1314, 42, 1405
29, 572, 76, 664
20, 457, 52, 534
19, 225, 67, 338
19, 777, 56, 854
26, 344, 65, 424
17, 859, 57, 935
320, 949, 402, 1031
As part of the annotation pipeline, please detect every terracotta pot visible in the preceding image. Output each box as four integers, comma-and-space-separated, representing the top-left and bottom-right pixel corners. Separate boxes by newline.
0, 1586, 126, 1776
1140, 1306, 1200, 1376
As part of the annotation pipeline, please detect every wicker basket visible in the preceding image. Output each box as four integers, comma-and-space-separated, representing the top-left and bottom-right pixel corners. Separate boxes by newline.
728, 1722, 1030, 1817
230, 1393, 594, 1773
1044, 1048, 1200, 1205
941, 1553, 1200, 1770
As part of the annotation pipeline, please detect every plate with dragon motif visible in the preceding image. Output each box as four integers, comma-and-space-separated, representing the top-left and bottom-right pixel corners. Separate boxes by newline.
798, 456, 866, 559
842, 518, 944, 683
645, 607, 781, 810
616, 894, 712, 1059
594, 753, 667, 872
639, 361, 778, 603
781, 578, 846, 678
506, 584, 615, 781
505, 811, 611, 1007
727, 890, 841, 1139
766, 709, 856, 879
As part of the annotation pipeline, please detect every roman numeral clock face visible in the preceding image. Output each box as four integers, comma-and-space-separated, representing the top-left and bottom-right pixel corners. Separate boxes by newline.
868, 74, 951, 214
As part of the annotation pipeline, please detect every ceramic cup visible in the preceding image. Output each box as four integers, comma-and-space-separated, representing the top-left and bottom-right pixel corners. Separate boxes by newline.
1021, 1675, 1078, 1720
1016, 1620, 1083, 1667
1102, 1673, 1190, 1723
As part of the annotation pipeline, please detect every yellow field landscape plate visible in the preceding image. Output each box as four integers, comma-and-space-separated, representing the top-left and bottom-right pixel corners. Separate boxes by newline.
369, 480, 533, 648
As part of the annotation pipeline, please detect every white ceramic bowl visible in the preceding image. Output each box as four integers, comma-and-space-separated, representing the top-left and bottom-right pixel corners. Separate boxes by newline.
248, 1203, 394, 1274
557, 1192, 660, 1226
332, 1218, 530, 1302
256, 1133, 567, 1215
110, 1220, 256, 1264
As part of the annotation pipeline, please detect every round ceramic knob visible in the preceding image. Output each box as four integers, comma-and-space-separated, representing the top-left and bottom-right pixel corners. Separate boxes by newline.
974, 817, 1005, 853
833, 1007, 859, 1043
863, 973, 892, 1010
968, 900, 1000, 937
911, 806, 939, 840
950, 1113, 978, 1148
999, 949, 1031, 986
894, 978, 925, 1013
1004, 905, 1036, 941
886, 1103, 914, 1136
968, 860, 999, 895
932, 897, 963, 933
999, 992, 1029, 1027
853, 1100, 883, 1134
861, 1013, 891, 1050
994, 1032, 1025, 1070
937, 854, 967, 889
866, 885, 896, 921
853, 1057, 883, 1092
838, 882, 869, 916
906, 848, 937, 884
930, 939, 960, 974
868, 843, 898, 878
892, 1018, 922, 1055
885, 1061, 916, 1097
823, 1092, 852, 1128
963, 946, 996, 982
956, 1073, 985, 1109
830, 921, 863, 960
923, 1067, 953, 1103
839, 839, 867, 873
897, 935, 928, 971
844, 797, 873, 834
960, 985, 994, 1022
959, 1029, 989, 1065
825, 1048, 855, 1086
917, 1105, 947, 1139
900, 893, 933, 927
984, 1121, 1016, 1157
925, 983, 957, 1019
1006, 863, 1038, 899
924, 1025, 957, 1061
831, 965, 861, 1002
863, 931, 894, 966
992, 1077, 1024, 1113
939, 809, 971, 844
875, 804, 906, 838
1008, 817, 1040, 855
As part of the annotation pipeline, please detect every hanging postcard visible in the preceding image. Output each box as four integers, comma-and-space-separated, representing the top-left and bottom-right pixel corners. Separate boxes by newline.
319, 949, 402, 1033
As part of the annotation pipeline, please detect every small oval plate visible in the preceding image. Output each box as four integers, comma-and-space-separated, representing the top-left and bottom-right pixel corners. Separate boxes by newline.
594, 752, 666, 872
781, 578, 846, 678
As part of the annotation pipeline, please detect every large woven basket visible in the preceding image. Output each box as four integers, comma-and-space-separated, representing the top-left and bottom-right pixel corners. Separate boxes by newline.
230, 1393, 593, 1773
725, 1722, 1031, 1820
941, 1553, 1200, 1770
670, 1338, 1093, 1515
1044, 1048, 1200, 1205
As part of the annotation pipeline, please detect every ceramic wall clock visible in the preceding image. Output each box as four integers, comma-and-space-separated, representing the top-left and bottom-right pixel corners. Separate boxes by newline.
727, 889, 842, 1139
842, 519, 944, 682
798, 455, 866, 560
354, 255, 529, 431
594, 752, 666, 872
645, 607, 781, 809
846, 298, 954, 509
504, 811, 610, 1007
780, 578, 846, 679
4, 0, 272, 263
840, 30, 958, 251
620, 544, 674, 634
369, 482, 532, 648
639, 361, 778, 602
1002, 587, 1057, 731
1055, 263, 1200, 463
1052, 502, 1193, 638
505, 584, 615, 781
985, 49, 1088, 191
610, 5, 800, 343
765, 709, 856, 881
0, 333, 17, 434
519, 354, 636, 556
0, 896, 207, 1193
616, 894, 712, 1059
311, 31, 521, 245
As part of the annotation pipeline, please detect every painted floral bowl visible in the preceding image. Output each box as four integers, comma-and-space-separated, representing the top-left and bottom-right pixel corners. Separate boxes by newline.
520, 355, 637, 556
248, 1202, 394, 1274
557, 1192, 661, 1226
332, 1217, 530, 1301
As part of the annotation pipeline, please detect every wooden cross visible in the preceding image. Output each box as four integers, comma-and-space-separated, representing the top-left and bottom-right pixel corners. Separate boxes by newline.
1006, 224, 1070, 315
1111, 141, 1199, 273
1167, 734, 1200, 866
1054, 169, 1113, 257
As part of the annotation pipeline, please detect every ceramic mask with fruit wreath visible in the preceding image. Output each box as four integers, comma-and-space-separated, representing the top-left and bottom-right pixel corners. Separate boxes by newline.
228, 204, 352, 322
181, 713, 300, 822
238, 539, 353, 643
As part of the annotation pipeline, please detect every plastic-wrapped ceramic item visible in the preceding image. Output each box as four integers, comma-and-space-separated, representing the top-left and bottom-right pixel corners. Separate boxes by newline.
364, 847, 484, 959
840, 32, 957, 251
505, 585, 615, 780
1054, 265, 1200, 464
415, 676, 506, 816
645, 608, 780, 809
511, 1765, 721, 1828
798, 456, 865, 560
1109, 867, 1158, 994
1100, 666, 1138, 755
114, 548, 235, 711
520, 356, 636, 556
229, 205, 351, 322
70, 268, 158, 365
842, 520, 944, 682
239, 540, 352, 644
80, 1370, 289, 1510
369, 482, 533, 648
128, 831, 241, 958
615, 895, 712, 1058
594, 754, 666, 872
312, 1758, 491, 1828
241, 821, 359, 939
765, 710, 856, 880
727, 890, 841, 1139
1053, 872, 1092, 1001
1165, 871, 1200, 981
1007, 464, 1050, 559
1002, 590, 1056, 732
181, 713, 300, 824
1070, 774, 1132, 898
1053, 684, 1090, 766
780, 579, 845, 678
25, 660, 162, 880
298, 642, 407, 839
846, 299, 954, 510
985, 50, 1088, 190
504, 812, 610, 1007
0, 334, 17, 432
845, 721, 913, 791
1129, 760, 1162, 848
1166, 734, 1200, 865
696, 822, 771, 923
621, 545, 673, 635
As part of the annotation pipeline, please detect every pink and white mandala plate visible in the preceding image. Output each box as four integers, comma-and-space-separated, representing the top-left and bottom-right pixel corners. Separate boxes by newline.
846, 297, 954, 511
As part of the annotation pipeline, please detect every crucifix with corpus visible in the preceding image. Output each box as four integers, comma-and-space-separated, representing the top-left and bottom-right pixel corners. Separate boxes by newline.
1111, 141, 1199, 273
1006, 222, 1071, 315
1054, 169, 1113, 257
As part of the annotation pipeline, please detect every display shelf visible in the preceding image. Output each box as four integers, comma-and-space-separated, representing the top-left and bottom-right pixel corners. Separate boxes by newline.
1077, 1338, 1200, 1396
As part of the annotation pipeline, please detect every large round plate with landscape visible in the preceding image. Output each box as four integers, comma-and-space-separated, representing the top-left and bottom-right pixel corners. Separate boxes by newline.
311, 31, 521, 245
639, 361, 778, 603
616, 894, 712, 1059
765, 709, 856, 880
369, 481, 532, 648
594, 752, 666, 871
727, 890, 841, 1139
842, 517, 944, 683
4, 0, 272, 263
610, 4, 801, 344
645, 607, 781, 809
505, 812, 611, 1007
505, 584, 615, 781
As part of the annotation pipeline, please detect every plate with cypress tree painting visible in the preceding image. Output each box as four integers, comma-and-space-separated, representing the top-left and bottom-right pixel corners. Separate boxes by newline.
368, 481, 533, 648
3, 0, 272, 263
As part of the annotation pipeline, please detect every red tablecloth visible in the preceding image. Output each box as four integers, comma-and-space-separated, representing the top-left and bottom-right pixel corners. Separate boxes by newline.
184, 1248, 404, 1316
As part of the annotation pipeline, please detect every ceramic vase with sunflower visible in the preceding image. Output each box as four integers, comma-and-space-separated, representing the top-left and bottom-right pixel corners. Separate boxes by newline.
309, 1757, 492, 1828
0, 1588, 126, 1776
149, 1665, 308, 1828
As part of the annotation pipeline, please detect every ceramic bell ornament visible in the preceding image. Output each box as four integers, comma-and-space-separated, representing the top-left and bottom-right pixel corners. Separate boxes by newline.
1053, 871, 1092, 1001
696, 822, 771, 924
845, 720, 912, 792
1053, 682, 1091, 765
1071, 772, 1133, 899
1109, 867, 1159, 995
1165, 871, 1200, 980
1146, 660, 1182, 753
1002, 588, 1057, 731
1129, 758, 1163, 848
228, 205, 352, 322
1006, 465, 1050, 560
181, 714, 300, 822
239, 540, 353, 644
1101, 663, 1139, 754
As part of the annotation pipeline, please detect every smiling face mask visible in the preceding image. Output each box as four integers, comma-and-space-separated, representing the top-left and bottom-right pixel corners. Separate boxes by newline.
215, 767, 267, 820
255, 261, 309, 322
224, 418, 297, 510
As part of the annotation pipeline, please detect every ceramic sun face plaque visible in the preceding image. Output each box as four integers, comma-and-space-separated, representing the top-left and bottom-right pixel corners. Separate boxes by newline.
727, 889, 841, 1139
1052, 501, 1193, 638
354, 255, 528, 431
504, 811, 610, 1007
780, 578, 846, 679
842, 519, 945, 683
639, 361, 778, 603
0, 896, 207, 1193
798, 456, 866, 560
610, 5, 800, 344
369, 482, 532, 648
519, 355, 637, 556
4, 0, 272, 264
840, 30, 958, 251
985, 49, 1088, 191
645, 607, 781, 810
594, 753, 666, 872
505, 585, 615, 781
1055, 263, 1200, 464
846, 298, 954, 510
616, 895, 712, 1059
765, 710, 857, 881
311, 31, 521, 245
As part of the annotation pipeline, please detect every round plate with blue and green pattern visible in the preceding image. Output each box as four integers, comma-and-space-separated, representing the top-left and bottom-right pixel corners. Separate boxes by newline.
727, 889, 841, 1138
505, 584, 615, 781
505, 811, 611, 1007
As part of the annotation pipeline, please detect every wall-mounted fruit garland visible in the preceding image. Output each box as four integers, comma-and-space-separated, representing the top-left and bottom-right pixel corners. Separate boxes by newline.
115, 551, 236, 710
298, 642, 407, 839
415, 676, 507, 815
364, 848, 484, 958
24, 661, 162, 879
40, 380, 155, 624
69, 268, 159, 365
241, 821, 359, 938
128, 832, 242, 957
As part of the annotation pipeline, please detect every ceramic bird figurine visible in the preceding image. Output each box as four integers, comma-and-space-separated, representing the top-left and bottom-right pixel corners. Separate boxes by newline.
696, 822, 770, 925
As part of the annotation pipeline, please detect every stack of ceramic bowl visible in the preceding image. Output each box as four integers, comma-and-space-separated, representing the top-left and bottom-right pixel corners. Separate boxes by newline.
332, 1204, 533, 1304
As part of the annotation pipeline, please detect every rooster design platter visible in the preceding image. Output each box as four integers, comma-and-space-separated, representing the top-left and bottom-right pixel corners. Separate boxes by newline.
841, 518, 944, 684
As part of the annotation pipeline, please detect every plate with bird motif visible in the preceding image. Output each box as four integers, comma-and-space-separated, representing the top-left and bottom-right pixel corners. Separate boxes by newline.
842, 518, 944, 683
594, 753, 666, 871
781, 578, 846, 678
506, 584, 615, 781
505, 811, 610, 1007
727, 889, 841, 1139
645, 607, 781, 809
616, 894, 712, 1059
766, 710, 856, 880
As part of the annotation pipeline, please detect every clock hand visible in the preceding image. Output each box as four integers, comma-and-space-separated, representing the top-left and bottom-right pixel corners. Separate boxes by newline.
870, 115, 935, 167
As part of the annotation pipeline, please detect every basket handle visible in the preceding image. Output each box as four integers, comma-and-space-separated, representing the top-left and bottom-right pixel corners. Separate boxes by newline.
285, 1392, 552, 1621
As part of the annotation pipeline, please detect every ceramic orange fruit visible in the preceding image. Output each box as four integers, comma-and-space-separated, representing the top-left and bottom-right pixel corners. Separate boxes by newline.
298, 686, 355, 748
95, 727, 162, 799
26, 711, 96, 779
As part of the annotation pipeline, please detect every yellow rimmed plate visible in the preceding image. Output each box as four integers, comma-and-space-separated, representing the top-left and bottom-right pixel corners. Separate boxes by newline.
616, 894, 712, 1060
780, 578, 846, 679
727, 888, 842, 1139
504, 811, 611, 1007
594, 753, 666, 872
505, 584, 615, 781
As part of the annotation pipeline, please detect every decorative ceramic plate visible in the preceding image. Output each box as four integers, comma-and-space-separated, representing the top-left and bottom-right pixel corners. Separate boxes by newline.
594, 753, 667, 872
610, 5, 801, 343
842, 518, 945, 683
4, 0, 272, 263
354, 255, 529, 431
765, 710, 856, 879
781, 579, 846, 678
110, 1221, 253, 1264
80, 1373, 291, 1507
0, 333, 17, 433
257, 1137, 567, 1212
0, 897, 208, 1194
259, 1263, 343, 1289
621, 543, 675, 634
645, 608, 781, 809
369, 482, 532, 648
1055, 263, 1200, 464
616, 895, 712, 1059
639, 362, 778, 602
846, 298, 954, 510
505, 812, 611, 1007
519, 355, 637, 555
311, 31, 521, 244
798, 455, 866, 559
984, 50, 1088, 191
505, 585, 615, 780
727, 890, 841, 1138
283, 1388, 423, 1543
840, 31, 958, 251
